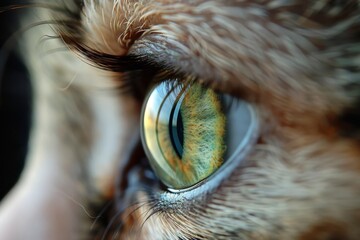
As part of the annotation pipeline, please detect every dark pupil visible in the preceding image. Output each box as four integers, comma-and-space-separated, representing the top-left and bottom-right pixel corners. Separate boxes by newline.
169, 100, 184, 158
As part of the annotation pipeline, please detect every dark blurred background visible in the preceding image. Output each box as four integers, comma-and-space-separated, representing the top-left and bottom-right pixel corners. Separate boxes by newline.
0, 0, 31, 200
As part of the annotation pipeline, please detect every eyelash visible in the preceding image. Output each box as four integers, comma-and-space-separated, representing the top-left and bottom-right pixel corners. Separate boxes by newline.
69, 41, 255, 190
61, 36, 216, 97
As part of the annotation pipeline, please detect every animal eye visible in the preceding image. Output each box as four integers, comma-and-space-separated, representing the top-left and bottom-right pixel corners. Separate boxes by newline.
141, 80, 256, 190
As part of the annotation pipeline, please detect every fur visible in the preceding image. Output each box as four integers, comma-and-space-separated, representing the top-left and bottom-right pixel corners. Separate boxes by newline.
0, 0, 359, 239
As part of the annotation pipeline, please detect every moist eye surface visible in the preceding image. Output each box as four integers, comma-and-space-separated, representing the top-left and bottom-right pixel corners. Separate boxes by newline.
141, 80, 255, 190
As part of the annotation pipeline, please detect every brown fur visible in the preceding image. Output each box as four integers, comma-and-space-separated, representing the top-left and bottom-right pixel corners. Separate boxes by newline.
0, 0, 360, 239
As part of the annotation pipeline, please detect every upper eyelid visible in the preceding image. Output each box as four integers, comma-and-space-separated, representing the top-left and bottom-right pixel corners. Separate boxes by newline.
129, 36, 225, 88
63, 32, 228, 97
64, 36, 185, 76
63, 39, 154, 72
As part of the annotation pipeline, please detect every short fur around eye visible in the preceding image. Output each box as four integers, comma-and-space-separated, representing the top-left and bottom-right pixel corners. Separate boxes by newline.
1, 0, 359, 240
59, 1, 360, 239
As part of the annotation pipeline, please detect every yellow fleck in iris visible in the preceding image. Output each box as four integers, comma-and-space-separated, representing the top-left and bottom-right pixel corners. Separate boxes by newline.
142, 82, 227, 189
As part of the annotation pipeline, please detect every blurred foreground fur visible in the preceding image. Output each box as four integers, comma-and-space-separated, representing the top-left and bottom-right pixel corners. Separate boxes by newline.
0, 0, 360, 239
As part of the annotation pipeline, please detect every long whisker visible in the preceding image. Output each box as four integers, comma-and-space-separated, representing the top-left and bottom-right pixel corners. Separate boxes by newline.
100, 185, 159, 240
108, 201, 150, 240
90, 200, 114, 231
0, 0, 82, 21
110, 198, 157, 239
0, 19, 79, 94
136, 201, 159, 239
100, 197, 151, 240
1, 19, 78, 51
100, 208, 124, 240
0, 3, 72, 15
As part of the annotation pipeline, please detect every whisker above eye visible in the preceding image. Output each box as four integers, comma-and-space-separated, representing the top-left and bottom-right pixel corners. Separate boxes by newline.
0, 2, 81, 18
0, 19, 81, 93
1, 19, 79, 50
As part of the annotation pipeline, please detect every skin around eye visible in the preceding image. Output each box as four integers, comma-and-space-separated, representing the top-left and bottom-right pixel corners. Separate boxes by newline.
141, 81, 227, 189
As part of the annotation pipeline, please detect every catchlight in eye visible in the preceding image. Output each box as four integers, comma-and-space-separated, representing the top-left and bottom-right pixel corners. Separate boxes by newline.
141, 81, 256, 190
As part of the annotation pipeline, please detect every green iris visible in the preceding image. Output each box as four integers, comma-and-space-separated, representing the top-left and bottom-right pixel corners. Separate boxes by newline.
141, 81, 226, 189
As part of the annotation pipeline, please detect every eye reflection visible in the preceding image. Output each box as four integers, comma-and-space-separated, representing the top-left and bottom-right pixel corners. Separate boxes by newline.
141, 81, 255, 190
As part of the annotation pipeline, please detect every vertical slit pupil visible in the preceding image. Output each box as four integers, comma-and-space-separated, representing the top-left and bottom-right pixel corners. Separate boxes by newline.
169, 101, 184, 158
177, 113, 184, 151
